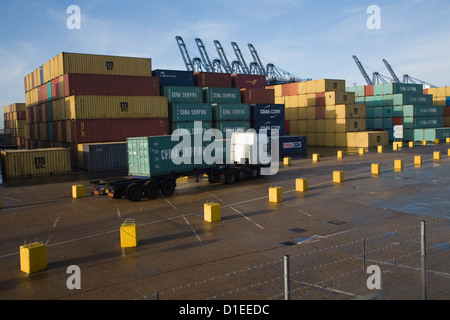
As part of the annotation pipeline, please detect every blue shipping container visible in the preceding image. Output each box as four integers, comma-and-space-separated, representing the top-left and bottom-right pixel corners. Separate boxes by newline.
253, 119, 285, 136
278, 136, 307, 156
251, 104, 285, 122
152, 69, 194, 89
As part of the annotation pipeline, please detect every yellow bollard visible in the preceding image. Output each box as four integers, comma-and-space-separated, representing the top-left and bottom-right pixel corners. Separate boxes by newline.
398, 141, 403, 148
120, 219, 139, 248
72, 185, 84, 198
409, 141, 414, 148
269, 187, 283, 203
435, 139, 440, 145
394, 160, 403, 172
295, 178, 308, 192
433, 151, 441, 160
312, 153, 320, 163
414, 155, 422, 166
422, 140, 427, 146
359, 148, 365, 155
377, 146, 383, 153
20, 242, 47, 274
283, 157, 291, 167
337, 150, 343, 159
204, 202, 221, 222
333, 171, 344, 183
371, 163, 380, 175
448, 149, 450, 157
447, 137, 450, 143
393, 143, 398, 151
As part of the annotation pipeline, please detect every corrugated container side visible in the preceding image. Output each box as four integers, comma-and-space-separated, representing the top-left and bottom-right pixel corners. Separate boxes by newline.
170, 121, 213, 135
63, 73, 159, 97
71, 118, 169, 144
163, 86, 203, 103
231, 74, 265, 89
214, 121, 252, 137
169, 103, 212, 122
212, 104, 250, 122
152, 69, 194, 88
403, 94, 433, 105
194, 72, 232, 88
240, 88, 275, 104
77, 142, 128, 171
278, 136, 307, 156
252, 119, 285, 136
1, 148, 71, 179
65, 95, 168, 120
203, 87, 241, 104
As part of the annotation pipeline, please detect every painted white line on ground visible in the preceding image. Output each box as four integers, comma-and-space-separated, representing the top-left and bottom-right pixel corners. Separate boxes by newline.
182, 215, 201, 242
229, 206, 264, 230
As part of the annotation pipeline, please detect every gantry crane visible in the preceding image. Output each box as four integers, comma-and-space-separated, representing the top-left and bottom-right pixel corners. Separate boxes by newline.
382, 59, 401, 83
353, 55, 392, 85
383, 58, 436, 87
231, 42, 250, 74
213, 40, 232, 74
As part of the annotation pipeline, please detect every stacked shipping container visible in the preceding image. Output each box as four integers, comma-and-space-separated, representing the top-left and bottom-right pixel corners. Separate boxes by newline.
425, 86, 450, 128
349, 83, 446, 142
3, 103, 26, 147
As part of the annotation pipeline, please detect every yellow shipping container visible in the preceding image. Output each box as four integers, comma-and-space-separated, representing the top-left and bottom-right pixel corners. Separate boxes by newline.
316, 132, 325, 146
290, 120, 299, 133
436, 87, 447, 98
54, 52, 152, 77
324, 119, 337, 132
306, 106, 316, 120
346, 131, 389, 148
297, 94, 308, 107
297, 81, 307, 94
336, 133, 347, 147
325, 133, 336, 147
315, 79, 346, 93
307, 120, 316, 132
275, 96, 285, 104
65, 95, 168, 120
273, 85, 283, 97
306, 93, 316, 106
325, 105, 336, 119
298, 107, 307, 120
335, 104, 366, 119
286, 108, 298, 120
315, 119, 325, 132
1, 148, 71, 179
306, 132, 316, 145
285, 95, 299, 108
335, 119, 366, 133
298, 120, 307, 132
325, 91, 355, 106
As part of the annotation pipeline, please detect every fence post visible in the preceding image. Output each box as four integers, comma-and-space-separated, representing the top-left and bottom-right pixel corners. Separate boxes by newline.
284, 255, 290, 300
421, 221, 427, 300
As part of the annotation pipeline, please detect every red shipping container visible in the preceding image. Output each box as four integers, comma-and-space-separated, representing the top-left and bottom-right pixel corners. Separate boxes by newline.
194, 72, 232, 88
240, 88, 275, 104
392, 117, 403, 126
71, 118, 169, 144
316, 106, 325, 119
365, 85, 374, 96
51, 77, 60, 100
231, 74, 265, 89
64, 73, 160, 97
423, 88, 428, 94
443, 106, 450, 117
285, 120, 290, 134
27, 108, 34, 124
315, 93, 325, 107
61, 120, 67, 142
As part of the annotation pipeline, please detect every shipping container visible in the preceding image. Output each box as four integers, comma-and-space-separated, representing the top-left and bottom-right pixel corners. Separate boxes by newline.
308, 79, 346, 93
71, 118, 169, 144
403, 117, 443, 129
281, 82, 299, 96
383, 83, 423, 95
214, 121, 251, 137
194, 72, 232, 88
335, 119, 366, 133
203, 87, 241, 104
169, 103, 212, 122
1, 148, 71, 179
325, 91, 355, 106
170, 121, 212, 135
152, 69, 194, 88
241, 88, 275, 104
423, 128, 450, 141
65, 95, 168, 120
403, 94, 433, 105
365, 85, 374, 96
402, 105, 443, 117
335, 104, 366, 119
346, 131, 389, 148
278, 136, 307, 156
231, 74, 265, 89
252, 119, 285, 136
127, 135, 217, 178
77, 142, 128, 171
63, 73, 160, 97
250, 104, 285, 122
212, 104, 250, 122
163, 86, 203, 103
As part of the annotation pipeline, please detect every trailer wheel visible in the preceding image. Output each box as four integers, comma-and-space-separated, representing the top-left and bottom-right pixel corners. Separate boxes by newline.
225, 171, 236, 184
126, 184, 143, 202
237, 170, 246, 182
251, 168, 260, 178
144, 181, 159, 199
160, 180, 176, 197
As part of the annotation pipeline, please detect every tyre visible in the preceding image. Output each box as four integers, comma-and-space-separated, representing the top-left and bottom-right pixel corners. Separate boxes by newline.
126, 184, 143, 202
251, 168, 260, 178
225, 171, 236, 184
237, 170, 246, 182
144, 181, 159, 199
160, 180, 176, 197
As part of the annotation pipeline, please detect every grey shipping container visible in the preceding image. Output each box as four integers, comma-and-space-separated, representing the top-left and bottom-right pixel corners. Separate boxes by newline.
77, 142, 128, 171
169, 103, 212, 122
211, 104, 250, 122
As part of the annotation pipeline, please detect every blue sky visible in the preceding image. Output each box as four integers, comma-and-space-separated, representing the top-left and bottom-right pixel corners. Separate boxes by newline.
1, 0, 450, 117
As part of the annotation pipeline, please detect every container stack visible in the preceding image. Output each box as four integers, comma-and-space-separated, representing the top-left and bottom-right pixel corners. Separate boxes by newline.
425, 86, 450, 128
3, 103, 26, 148
270, 79, 374, 147
349, 83, 447, 142
23, 52, 170, 169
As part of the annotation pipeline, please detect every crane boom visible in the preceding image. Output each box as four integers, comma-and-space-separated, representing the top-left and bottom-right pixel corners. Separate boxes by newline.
353, 55, 373, 85
175, 36, 194, 72
248, 44, 266, 75
382, 59, 401, 83
231, 42, 250, 74
195, 38, 214, 72
214, 40, 232, 73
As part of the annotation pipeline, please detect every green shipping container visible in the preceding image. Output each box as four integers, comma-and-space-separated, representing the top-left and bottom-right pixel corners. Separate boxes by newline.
203, 87, 241, 104
163, 86, 203, 103
402, 94, 433, 106
373, 107, 383, 118
383, 106, 393, 117
403, 129, 414, 141
423, 128, 450, 141
213, 121, 251, 137
127, 135, 217, 178
212, 104, 250, 121
403, 117, 443, 129
170, 121, 212, 135
373, 84, 384, 96
364, 96, 374, 107
413, 129, 425, 141
402, 105, 443, 117
168, 103, 212, 122
383, 83, 423, 95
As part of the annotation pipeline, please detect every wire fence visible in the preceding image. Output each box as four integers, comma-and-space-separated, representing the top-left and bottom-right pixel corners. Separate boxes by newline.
136, 218, 450, 300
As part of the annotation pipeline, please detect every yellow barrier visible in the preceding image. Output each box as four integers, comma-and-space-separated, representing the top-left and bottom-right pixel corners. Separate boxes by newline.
333, 171, 344, 183
337, 150, 343, 159
269, 187, 283, 203
204, 202, 221, 222
284, 157, 291, 167
20, 242, 47, 274
312, 153, 320, 163
371, 163, 380, 175
377, 146, 383, 153
72, 185, 84, 199
414, 155, 422, 166
433, 151, 441, 160
394, 160, 403, 172
296, 178, 308, 192
120, 219, 139, 248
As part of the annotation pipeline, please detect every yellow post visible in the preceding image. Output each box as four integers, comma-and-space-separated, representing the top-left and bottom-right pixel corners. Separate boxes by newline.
295, 178, 308, 192
433, 151, 441, 160
283, 157, 291, 167
371, 163, 380, 175
312, 153, 320, 162
422, 140, 427, 146
409, 141, 414, 148
414, 155, 422, 166
120, 219, 139, 248
377, 146, 383, 153
337, 150, 343, 159
20, 242, 47, 274
446, 137, 450, 143
72, 185, 84, 199
448, 149, 450, 157
393, 143, 398, 151
398, 141, 403, 148
359, 148, 365, 155
204, 202, 221, 222
333, 171, 344, 183
435, 139, 440, 145
269, 187, 283, 203
394, 160, 403, 172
